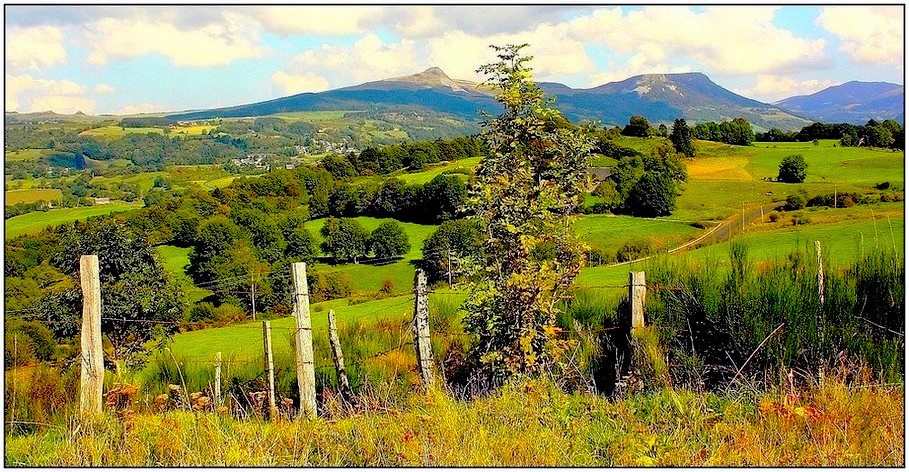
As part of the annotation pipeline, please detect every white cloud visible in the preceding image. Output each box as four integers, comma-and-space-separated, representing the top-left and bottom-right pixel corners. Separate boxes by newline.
254, 6, 383, 35
407, 23, 595, 83
6, 74, 91, 113
568, 7, 829, 77
271, 71, 330, 94
29, 95, 96, 114
6, 26, 67, 71
290, 34, 420, 86
94, 83, 116, 94
83, 13, 265, 67
733, 75, 833, 102
116, 103, 165, 115
817, 6, 903, 66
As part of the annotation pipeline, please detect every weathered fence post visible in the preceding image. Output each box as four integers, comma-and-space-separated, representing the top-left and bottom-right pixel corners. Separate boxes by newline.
214, 351, 222, 407
262, 320, 277, 419
291, 262, 317, 419
327, 309, 352, 398
412, 269, 435, 388
815, 240, 825, 306
79, 255, 104, 417
629, 271, 646, 331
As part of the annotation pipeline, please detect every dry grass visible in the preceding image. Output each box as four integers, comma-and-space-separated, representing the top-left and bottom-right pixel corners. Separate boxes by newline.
5, 377, 902, 466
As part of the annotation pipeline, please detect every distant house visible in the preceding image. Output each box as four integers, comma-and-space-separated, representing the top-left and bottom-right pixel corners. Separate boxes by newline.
588, 167, 613, 182
285, 163, 296, 170
93, 197, 111, 205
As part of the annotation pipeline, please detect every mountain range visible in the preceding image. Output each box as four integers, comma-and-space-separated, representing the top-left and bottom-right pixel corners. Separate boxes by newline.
13, 68, 901, 132
774, 81, 904, 125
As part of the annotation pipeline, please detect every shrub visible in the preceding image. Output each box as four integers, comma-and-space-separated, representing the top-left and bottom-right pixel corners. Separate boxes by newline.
380, 279, 395, 295
790, 212, 811, 225
784, 194, 806, 211
309, 270, 353, 302
188, 302, 217, 323
876, 181, 891, 190
767, 212, 780, 222
617, 239, 654, 262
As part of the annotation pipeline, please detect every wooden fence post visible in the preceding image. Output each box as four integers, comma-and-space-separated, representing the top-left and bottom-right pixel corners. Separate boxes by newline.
629, 271, 646, 331
262, 320, 277, 419
214, 351, 222, 408
412, 269, 434, 388
79, 255, 104, 417
327, 309, 352, 398
815, 240, 825, 306
291, 262, 317, 419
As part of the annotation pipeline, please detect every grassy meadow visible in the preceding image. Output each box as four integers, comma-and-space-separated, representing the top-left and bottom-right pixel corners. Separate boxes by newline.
5, 188, 63, 205
5, 202, 139, 239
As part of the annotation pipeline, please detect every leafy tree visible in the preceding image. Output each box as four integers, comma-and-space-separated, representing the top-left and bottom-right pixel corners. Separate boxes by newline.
421, 174, 467, 222
778, 154, 808, 183
40, 218, 184, 371
657, 123, 669, 138
320, 154, 357, 180
622, 115, 654, 137
285, 226, 318, 263
369, 221, 411, 259
626, 171, 677, 217
463, 44, 596, 385
669, 118, 695, 157
320, 217, 370, 263
421, 219, 485, 283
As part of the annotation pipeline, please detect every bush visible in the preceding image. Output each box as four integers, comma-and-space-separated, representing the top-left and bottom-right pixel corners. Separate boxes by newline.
309, 270, 353, 302
617, 239, 654, 262
5, 320, 57, 367
768, 211, 780, 222
876, 181, 891, 190
784, 194, 806, 211
778, 154, 808, 183
790, 212, 811, 226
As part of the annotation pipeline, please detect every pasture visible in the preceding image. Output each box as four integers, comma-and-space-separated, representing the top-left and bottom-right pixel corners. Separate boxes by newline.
154, 245, 213, 304
4, 202, 138, 239
304, 217, 438, 293
5, 188, 63, 205
4, 149, 49, 162
79, 126, 165, 140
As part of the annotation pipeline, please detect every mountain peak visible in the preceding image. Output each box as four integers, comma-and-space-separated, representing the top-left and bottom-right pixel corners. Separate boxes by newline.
343, 66, 485, 95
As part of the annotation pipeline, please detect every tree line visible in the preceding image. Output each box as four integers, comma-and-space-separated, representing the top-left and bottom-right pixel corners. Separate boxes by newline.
756, 119, 904, 150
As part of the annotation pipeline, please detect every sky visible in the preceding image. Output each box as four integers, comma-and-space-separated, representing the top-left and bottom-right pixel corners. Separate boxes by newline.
4, 4, 905, 115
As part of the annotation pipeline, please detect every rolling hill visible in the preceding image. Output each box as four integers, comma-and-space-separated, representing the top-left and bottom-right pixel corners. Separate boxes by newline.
168, 68, 815, 131
774, 81, 904, 125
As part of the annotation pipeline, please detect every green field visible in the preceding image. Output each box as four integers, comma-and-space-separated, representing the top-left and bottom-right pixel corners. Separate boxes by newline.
574, 214, 701, 251
396, 157, 480, 185
4, 149, 50, 162
79, 125, 164, 139
5, 188, 63, 205
5, 203, 138, 239
304, 217, 438, 293
674, 139, 904, 221
154, 245, 212, 305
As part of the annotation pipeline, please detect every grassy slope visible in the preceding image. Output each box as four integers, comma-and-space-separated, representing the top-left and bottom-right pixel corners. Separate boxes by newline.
676, 139, 903, 221
153, 245, 212, 305
5, 188, 64, 205
5, 203, 138, 239
304, 217, 438, 293
79, 126, 165, 139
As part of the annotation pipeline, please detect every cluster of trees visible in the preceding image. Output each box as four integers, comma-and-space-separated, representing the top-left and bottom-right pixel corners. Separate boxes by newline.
320, 218, 411, 263
320, 135, 485, 177
755, 119, 904, 150
692, 118, 755, 145
590, 141, 687, 217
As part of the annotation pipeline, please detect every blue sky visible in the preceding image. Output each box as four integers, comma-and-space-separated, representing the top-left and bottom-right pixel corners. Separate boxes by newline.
5, 5, 904, 115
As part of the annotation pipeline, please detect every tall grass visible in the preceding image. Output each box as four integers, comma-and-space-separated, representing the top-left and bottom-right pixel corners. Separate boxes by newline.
5, 376, 902, 466
640, 241, 904, 389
